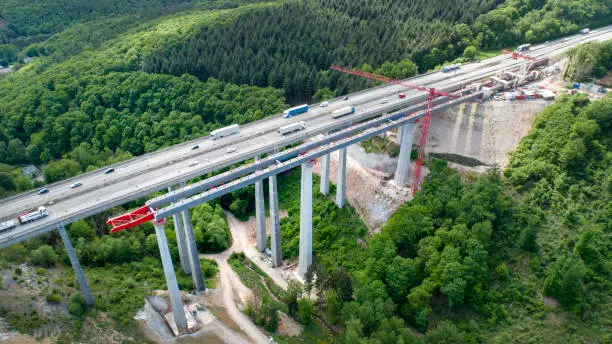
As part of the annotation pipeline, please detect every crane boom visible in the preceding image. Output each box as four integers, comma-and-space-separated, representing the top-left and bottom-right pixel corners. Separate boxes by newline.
330, 65, 457, 195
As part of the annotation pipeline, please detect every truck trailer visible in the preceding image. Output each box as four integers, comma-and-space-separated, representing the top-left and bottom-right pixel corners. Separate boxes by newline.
331, 106, 355, 119
0, 220, 17, 233
278, 121, 306, 135
282, 104, 309, 118
211, 124, 240, 140
17, 207, 49, 224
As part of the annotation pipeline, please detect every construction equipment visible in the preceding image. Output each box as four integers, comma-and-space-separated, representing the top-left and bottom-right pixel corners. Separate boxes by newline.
330, 65, 457, 195
106, 205, 158, 233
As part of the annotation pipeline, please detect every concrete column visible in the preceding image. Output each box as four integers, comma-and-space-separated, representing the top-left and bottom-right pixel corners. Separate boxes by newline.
268, 175, 282, 267
154, 221, 187, 329
58, 224, 94, 307
394, 122, 416, 187
320, 154, 330, 196
299, 163, 313, 277
335, 148, 347, 208
169, 186, 190, 274
181, 210, 205, 292
255, 156, 267, 251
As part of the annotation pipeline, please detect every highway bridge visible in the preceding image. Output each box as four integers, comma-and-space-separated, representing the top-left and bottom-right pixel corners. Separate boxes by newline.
0, 26, 610, 331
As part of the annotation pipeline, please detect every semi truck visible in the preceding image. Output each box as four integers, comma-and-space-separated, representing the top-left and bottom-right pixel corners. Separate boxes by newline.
0, 220, 17, 233
17, 207, 49, 224
442, 63, 462, 73
211, 124, 240, 140
282, 104, 309, 118
278, 121, 306, 135
331, 106, 355, 119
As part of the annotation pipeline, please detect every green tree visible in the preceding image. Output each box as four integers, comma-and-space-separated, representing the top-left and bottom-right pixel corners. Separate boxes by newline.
44, 159, 81, 183
297, 298, 313, 324
543, 256, 585, 312
312, 87, 334, 102
282, 281, 302, 317
30, 245, 58, 267
463, 46, 477, 60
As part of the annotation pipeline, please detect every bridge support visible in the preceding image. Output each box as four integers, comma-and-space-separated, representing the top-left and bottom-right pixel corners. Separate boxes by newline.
320, 154, 330, 196
394, 122, 415, 187
154, 221, 187, 330
170, 186, 190, 274
255, 157, 267, 252
335, 148, 347, 208
181, 210, 205, 292
268, 175, 282, 267
299, 163, 313, 277
58, 224, 94, 307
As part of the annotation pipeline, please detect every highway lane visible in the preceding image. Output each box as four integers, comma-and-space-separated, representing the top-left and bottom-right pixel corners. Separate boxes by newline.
1, 26, 610, 247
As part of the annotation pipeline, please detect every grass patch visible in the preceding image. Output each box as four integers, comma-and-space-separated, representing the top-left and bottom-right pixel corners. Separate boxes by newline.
360, 135, 400, 157
228, 253, 285, 308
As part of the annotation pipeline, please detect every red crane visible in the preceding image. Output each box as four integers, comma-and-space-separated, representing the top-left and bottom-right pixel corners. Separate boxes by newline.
330, 65, 457, 195
502, 50, 536, 61
503, 50, 536, 77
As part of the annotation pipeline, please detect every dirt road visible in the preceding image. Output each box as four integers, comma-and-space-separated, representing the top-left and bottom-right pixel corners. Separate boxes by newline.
200, 214, 270, 344
200, 211, 287, 344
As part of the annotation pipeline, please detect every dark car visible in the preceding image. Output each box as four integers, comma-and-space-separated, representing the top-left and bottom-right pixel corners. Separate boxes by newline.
191, 144, 200, 150
104, 168, 115, 174
38, 188, 49, 195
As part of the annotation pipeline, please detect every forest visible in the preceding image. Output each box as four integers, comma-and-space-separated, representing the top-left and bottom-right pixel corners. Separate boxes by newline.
289, 94, 610, 343
143, 0, 611, 101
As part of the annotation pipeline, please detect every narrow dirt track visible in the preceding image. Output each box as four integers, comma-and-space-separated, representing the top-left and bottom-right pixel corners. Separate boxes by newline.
200, 212, 270, 344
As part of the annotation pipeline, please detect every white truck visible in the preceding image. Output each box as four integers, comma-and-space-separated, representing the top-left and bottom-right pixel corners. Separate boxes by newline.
331, 106, 355, 119
0, 220, 17, 233
17, 207, 49, 224
278, 121, 306, 135
211, 124, 240, 140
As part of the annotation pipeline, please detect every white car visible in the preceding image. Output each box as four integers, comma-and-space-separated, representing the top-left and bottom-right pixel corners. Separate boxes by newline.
188, 161, 199, 167
320, 101, 329, 107
381, 98, 388, 104
70, 182, 82, 189
226, 148, 237, 154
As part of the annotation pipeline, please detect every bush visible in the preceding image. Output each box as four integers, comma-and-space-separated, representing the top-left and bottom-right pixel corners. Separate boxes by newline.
495, 263, 509, 281
46, 293, 62, 304
543, 256, 585, 312
68, 293, 87, 316
297, 298, 312, 324
69, 302, 85, 316
30, 245, 58, 267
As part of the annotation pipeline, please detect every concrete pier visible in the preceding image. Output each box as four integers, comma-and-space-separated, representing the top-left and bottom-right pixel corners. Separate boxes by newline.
320, 154, 330, 196
394, 122, 416, 187
154, 221, 187, 330
170, 186, 190, 274
335, 148, 347, 208
268, 175, 282, 267
255, 156, 267, 251
58, 224, 94, 307
181, 210, 205, 292
299, 163, 313, 277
